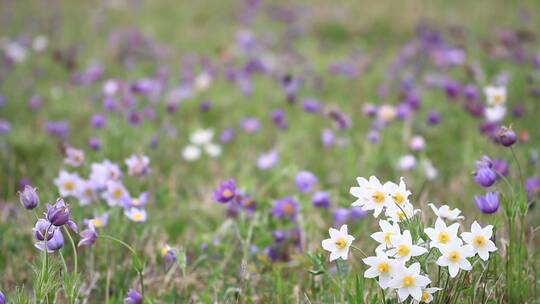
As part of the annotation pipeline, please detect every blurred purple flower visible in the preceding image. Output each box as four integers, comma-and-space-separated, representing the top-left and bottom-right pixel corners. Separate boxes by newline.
213, 178, 236, 203
475, 192, 499, 214
272, 196, 298, 220
295, 171, 317, 192
312, 191, 330, 208
257, 149, 278, 170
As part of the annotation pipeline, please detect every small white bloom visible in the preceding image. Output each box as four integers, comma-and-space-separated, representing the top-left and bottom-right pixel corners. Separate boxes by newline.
384, 177, 411, 207
125, 208, 147, 223
399, 154, 416, 171
485, 105, 506, 122
64, 146, 85, 167
428, 204, 464, 221
385, 202, 420, 223
54, 171, 80, 197
349, 176, 392, 217
101, 181, 128, 207
363, 250, 401, 288
413, 287, 441, 304
461, 221, 497, 261
484, 86, 506, 107
436, 242, 474, 278
190, 129, 214, 145
32, 35, 48, 52
409, 135, 425, 151
377, 105, 397, 124
194, 72, 212, 92
424, 217, 460, 249
371, 219, 401, 250
204, 143, 222, 158
89, 160, 122, 189
321, 225, 355, 261
388, 262, 431, 302
387, 230, 427, 261
422, 159, 438, 180
103, 79, 119, 96
182, 145, 201, 162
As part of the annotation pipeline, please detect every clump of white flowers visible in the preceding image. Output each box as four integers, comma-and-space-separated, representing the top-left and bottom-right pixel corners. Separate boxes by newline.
182, 128, 222, 162
321, 176, 498, 303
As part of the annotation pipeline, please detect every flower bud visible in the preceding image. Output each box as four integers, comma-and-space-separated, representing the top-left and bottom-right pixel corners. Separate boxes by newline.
497, 126, 517, 147
18, 185, 39, 210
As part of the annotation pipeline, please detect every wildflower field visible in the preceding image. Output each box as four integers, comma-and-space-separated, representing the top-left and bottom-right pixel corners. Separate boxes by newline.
1, 0, 540, 303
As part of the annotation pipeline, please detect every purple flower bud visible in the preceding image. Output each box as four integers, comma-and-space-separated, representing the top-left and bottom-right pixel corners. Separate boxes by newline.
491, 159, 509, 177
213, 178, 236, 203
512, 104, 524, 118
0, 119, 11, 135
321, 128, 335, 148
200, 100, 212, 112
220, 127, 235, 143
444, 79, 461, 99
240, 117, 260, 133
270, 108, 288, 130
78, 225, 97, 247
497, 126, 517, 147
35, 228, 64, 252
474, 192, 499, 214
46, 198, 71, 226
272, 230, 286, 243
88, 136, 102, 150
427, 110, 441, 125
127, 111, 142, 126
0, 290, 4, 304
124, 289, 142, 304
474, 159, 497, 188
90, 114, 106, 128
28, 94, 43, 110
463, 84, 479, 101
526, 176, 540, 201
333, 208, 350, 225
312, 191, 330, 208
350, 206, 367, 221
302, 99, 321, 113
295, 171, 317, 192
18, 185, 39, 210
33, 219, 55, 241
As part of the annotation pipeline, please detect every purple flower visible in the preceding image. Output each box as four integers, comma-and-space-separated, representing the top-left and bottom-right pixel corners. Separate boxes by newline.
312, 191, 330, 208
474, 157, 497, 187
200, 100, 212, 112
213, 178, 236, 203
90, 114, 106, 128
240, 117, 260, 133
88, 136, 102, 150
18, 185, 39, 210
272, 197, 298, 220
321, 128, 335, 148
46, 198, 76, 230
0, 290, 4, 304
463, 84, 479, 101
475, 192, 499, 214
270, 108, 288, 130
124, 289, 142, 304
302, 99, 321, 113
127, 111, 142, 126
46, 120, 69, 138
295, 171, 317, 192
333, 208, 350, 225
160, 245, 177, 268
350, 206, 367, 221
328, 109, 351, 130
443, 79, 461, 99
28, 94, 42, 110
497, 126, 517, 147
257, 150, 278, 170
235, 193, 257, 212
491, 159, 509, 177
0, 119, 11, 135
78, 224, 97, 247
121, 192, 148, 209
35, 228, 64, 252
512, 105, 524, 118
526, 176, 540, 201
272, 230, 286, 243
427, 110, 441, 125
220, 127, 235, 143
33, 218, 55, 241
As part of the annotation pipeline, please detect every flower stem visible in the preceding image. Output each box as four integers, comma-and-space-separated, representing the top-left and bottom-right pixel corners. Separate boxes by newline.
63, 226, 78, 274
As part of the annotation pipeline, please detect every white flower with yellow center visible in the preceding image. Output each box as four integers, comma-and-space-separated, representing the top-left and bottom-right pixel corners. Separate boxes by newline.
371, 220, 401, 250
387, 230, 427, 261
76, 179, 97, 206
125, 208, 147, 223
485, 105, 506, 122
428, 204, 464, 221
388, 262, 431, 302
413, 287, 441, 304
349, 176, 391, 217
54, 170, 80, 197
384, 177, 411, 207
64, 146, 85, 167
436, 242, 474, 278
362, 250, 401, 288
460, 221, 497, 261
424, 217, 460, 249
321, 224, 355, 261
182, 145, 201, 162
385, 202, 420, 223
102, 181, 128, 207
484, 86, 506, 107
190, 128, 214, 146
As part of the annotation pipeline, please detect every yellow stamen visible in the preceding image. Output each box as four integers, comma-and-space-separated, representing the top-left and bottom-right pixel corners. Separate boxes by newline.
222, 189, 233, 198
421, 290, 429, 302
132, 212, 143, 221
282, 203, 294, 215
377, 262, 390, 273
473, 235, 486, 247
438, 231, 450, 244
372, 191, 385, 204
92, 218, 104, 228
113, 187, 123, 199
63, 180, 75, 191
403, 275, 414, 287
448, 250, 460, 262
397, 244, 410, 257
392, 192, 404, 205
334, 237, 348, 250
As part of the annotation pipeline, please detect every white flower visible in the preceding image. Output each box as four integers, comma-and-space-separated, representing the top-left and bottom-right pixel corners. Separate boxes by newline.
89, 160, 121, 189
194, 72, 212, 92
321, 225, 355, 261
125, 154, 150, 177
384, 177, 411, 207
363, 250, 400, 288
422, 159, 438, 180
413, 287, 441, 304
204, 143, 222, 158
409, 135, 425, 151
54, 171, 80, 197
125, 208, 147, 223
103, 79, 119, 96
428, 204, 464, 221
349, 176, 392, 217
424, 217, 460, 249
76, 179, 97, 206
484, 86, 506, 107
190, 129, 214, 145
64, 146, 85, 167
385, 202, 420, 223
371, 219, 401, 250
101, 181, 128, 207
436, 242, 474, 278
485, 106, 506, 122
461, 221, 497, 261
399, 154, 416, 170
32, 35, 48, 52
388, 262, 431, 302
182, 145, 201, 162
377, 105, 397, 124
387, 230, 427, 261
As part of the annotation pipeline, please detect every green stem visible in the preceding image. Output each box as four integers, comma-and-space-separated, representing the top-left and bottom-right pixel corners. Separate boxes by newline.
63, 227, 78, 274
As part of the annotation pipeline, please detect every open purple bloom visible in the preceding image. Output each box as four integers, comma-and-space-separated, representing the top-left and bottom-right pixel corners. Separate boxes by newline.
474, 156, 497, 187
124, 289, 142, 304
295, 171, 317, 192
33, 218, 55, 241
312, 191, 330, 208
35, 228, 64, 252
475, 192, 499, 214
213, 178, 236, 203
90, 114, 106, 128
240, 117, 260, 133
272, 196, 298, 220
333, 208, 350, 225
257, 149, 278, 170
19, 185, 39, 210
78, 224, 97, 247
526, 176, 540, 201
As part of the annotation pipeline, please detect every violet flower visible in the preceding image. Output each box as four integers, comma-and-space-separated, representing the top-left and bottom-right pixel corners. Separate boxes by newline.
474, 192, 499, 214
213, 178, 236, 203
295, 171, 317, 192
18, 185, 39, 210
124, 289, 142, 304
272, 197, 298, 220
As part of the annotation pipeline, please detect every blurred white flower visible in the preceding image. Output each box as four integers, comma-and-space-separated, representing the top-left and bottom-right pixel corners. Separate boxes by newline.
182, 145, 201, 162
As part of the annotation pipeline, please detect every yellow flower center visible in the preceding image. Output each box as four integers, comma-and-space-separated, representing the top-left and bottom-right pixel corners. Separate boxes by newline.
84, 187, 93, 196
113, 187, 123, 199
222, 189, 233, 198
63, 180, 75, 191
403, 275, 414, 287
383, 232, 392, 244
493, 94, 503, 105
421, 290, 429, 302
132, 198, 141, 206
448, 250, 460, 262
372, 191, 385, 204
282, 202, 294, 215
92, 218, 104, 228
377, 262, 390, 273
161, 246, 170, 257
397, 244, 410, 257
397, 210, 406, 220
438, 231, 450, 243
334, 237, 348, 250
132, 212, 144, 221
392, 192, 404, 205
474, 235, 486, 247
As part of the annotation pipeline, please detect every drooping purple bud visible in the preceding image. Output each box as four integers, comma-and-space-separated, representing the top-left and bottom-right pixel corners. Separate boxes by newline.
497, 126, 517, 147
19, 185, 40, 210
46, 198, 71, 226
312, 191, 330, 208
474, 192, 499, 214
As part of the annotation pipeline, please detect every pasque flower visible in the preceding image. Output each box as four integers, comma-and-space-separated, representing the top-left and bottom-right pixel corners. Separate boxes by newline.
213, 178, 236, 203
272, 197, 299, 220
124, 289, 142, 304
78, 223, 97, 247
388, 262, 431, 302
461, 221, 497, 261
474, 192, 499, 214
35, 228, 64, 252
295, 171, 318, 192
428, 204, 464, 221
387, 230, 427, 261
33, 218, 55, 241
363, 250, 399, 288
321, 224, 355, 261
436, 241, 475, 278
497, 126, 517, 147
424, 217, 460, 249
474, 157, 497, 187
18, 185, 39, 210
46, 198, 77, 230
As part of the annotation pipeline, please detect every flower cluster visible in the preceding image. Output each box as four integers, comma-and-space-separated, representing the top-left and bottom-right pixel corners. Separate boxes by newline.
182, 128, 222, 161
321, 176, 498, 303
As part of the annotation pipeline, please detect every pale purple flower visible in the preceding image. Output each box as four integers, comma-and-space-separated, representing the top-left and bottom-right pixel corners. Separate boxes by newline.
475, 192, 499, 214
240, 117, 260, 133
272, 197, 299, 220
295, 171, 318, 192
257, 149, 278, 170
